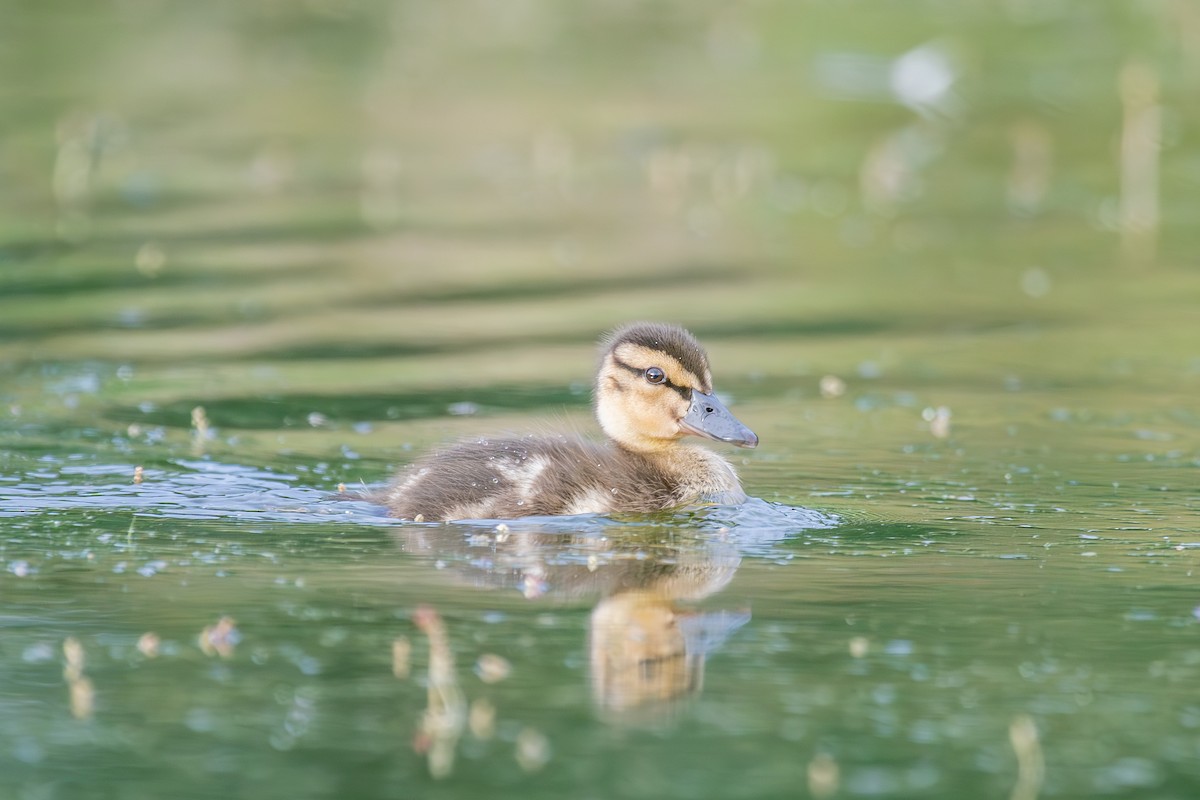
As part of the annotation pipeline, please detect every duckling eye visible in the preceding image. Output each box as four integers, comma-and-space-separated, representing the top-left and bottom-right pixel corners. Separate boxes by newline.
644, 367, 666, 385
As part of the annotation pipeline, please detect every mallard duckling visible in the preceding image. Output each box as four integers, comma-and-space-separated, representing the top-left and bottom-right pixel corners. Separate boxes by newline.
377, 322, 758, 521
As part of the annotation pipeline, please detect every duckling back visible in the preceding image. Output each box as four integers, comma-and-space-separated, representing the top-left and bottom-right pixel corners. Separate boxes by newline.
377, 434, 741, 521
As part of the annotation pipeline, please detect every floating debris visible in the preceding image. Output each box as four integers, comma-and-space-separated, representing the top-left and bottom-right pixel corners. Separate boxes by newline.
306, 412, 328, 428
474, 653, 511, 684
62, 637, 94, 720
849, 636, 870, 658
137, 632, 160, 658
392, 637, 411, 679
889, 41, 959, 116
63, 637, 85, 682
336, 482, 347, 494
515, 727, 551, 773
923, 406, 952, 439
1009, 714, 1044, 800
412, 605, 466, 780
191, 406, 211, 455
199, 616, 239, 659
133, 465, 144, 484
69, 676, 95, 720
807, 752, 840, 798
819, 375, 846, 399
468, 698, 496, 740
191, 406, 210, 437
813, 40, 959, 117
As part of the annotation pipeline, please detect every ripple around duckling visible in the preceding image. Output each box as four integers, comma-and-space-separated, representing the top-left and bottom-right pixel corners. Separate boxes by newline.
389, 495, 840, 559
0, 459, 390, 525
1, 459, 840, 555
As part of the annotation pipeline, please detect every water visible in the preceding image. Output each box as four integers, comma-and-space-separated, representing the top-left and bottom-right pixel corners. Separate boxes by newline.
3, 1, 1200, 798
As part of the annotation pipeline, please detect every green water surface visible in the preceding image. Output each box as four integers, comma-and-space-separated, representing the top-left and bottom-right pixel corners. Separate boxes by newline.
2, 2, 1199, 798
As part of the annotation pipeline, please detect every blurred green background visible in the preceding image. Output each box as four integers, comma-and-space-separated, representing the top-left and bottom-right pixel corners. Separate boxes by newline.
4, 1, 1199, 479
2, 2, 1199, 799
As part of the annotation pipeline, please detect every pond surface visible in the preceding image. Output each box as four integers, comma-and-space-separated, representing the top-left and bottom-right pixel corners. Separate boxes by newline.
3, 2, 1200, 798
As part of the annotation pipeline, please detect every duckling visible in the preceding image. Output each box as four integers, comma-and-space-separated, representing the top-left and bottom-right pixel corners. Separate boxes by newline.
376, 322, 758, 521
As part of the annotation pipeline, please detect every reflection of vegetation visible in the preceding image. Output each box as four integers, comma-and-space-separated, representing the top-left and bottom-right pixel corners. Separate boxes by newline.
62, 637, 94, 720
411, 605, 466, 779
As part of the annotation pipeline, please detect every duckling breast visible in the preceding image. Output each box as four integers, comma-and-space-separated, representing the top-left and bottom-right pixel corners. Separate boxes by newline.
652, 445, 746, 506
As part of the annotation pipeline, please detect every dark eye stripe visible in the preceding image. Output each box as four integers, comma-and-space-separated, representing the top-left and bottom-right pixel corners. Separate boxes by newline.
611, 357, 692, 400
664, 382, 691, 400
610, 357, 644, 377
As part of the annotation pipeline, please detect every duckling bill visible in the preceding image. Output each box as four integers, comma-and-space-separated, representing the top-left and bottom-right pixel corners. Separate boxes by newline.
377, 322, 757, 521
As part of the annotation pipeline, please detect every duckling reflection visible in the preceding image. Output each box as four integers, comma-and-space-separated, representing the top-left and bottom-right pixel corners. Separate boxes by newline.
589, 587, 748, 718
396, 523, 750, 720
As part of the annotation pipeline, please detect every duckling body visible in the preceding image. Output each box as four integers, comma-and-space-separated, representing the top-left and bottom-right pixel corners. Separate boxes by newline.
382, 434, 742, 520
377, 322, 757, 521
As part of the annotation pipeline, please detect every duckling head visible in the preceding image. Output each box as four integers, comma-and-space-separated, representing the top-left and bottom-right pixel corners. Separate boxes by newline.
596, 322, 758, 453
